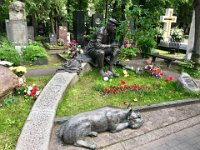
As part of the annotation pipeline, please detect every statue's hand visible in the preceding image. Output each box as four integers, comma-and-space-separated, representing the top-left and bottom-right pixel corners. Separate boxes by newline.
111, 43, 119, 48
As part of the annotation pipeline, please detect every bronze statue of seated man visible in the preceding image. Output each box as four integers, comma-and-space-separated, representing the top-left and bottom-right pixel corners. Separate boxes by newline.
86, 18, 120, 77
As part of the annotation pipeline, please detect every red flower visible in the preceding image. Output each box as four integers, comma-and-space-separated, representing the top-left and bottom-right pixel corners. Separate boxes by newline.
121, 80, 126, 85
166, 75, 174, 82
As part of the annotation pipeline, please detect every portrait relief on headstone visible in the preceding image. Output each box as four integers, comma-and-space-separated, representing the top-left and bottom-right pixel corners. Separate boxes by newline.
9, 1, 26, 20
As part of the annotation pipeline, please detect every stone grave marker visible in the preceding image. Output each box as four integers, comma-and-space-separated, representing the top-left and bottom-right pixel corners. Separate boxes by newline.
49, 33, 57, 44
59, 26, 68, 43
92, 13, 103, 27
28, 26, 34, 40
160, 8, 177, 42
177, 72, 200, 92
5, 1, 28, 51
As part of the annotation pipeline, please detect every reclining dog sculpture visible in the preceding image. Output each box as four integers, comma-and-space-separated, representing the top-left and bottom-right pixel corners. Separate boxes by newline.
59, 106, 144, 149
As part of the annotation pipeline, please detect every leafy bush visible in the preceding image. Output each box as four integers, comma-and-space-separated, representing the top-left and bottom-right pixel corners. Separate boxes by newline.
0, 37, 21, 65
34, 35, 46, 42
22, 41, 47, 62
171, 27, 184, 41
120, 47, 139, 59
180, 60, 200, 78
133, 30, 156, 58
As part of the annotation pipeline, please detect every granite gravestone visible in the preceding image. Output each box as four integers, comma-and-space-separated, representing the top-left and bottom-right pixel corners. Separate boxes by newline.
92, 13, 103, 27
73, 11, 85, 46
59, 26, 68, 43
49, 33, 57, 44
177, 72, 200, 92
5, 1, 28, 50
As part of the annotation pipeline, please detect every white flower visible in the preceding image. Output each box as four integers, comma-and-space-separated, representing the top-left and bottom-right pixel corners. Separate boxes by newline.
36, 91, 40, 96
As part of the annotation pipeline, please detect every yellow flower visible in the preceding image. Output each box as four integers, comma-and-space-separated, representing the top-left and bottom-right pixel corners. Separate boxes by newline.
15, 66, 27, 73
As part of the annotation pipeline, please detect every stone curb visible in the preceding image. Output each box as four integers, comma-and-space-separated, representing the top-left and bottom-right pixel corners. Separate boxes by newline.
134, 98, 200, 112
15, 63, 92, 150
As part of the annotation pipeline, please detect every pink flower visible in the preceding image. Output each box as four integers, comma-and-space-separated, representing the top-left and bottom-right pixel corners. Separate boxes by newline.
166, 75, 174, 82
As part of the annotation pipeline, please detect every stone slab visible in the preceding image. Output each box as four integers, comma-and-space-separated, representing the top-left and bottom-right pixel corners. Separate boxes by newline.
32, 72, 77, 112
16, 110, 55, 150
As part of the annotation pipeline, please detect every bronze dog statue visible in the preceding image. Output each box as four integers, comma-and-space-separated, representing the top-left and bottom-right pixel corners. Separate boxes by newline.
59, 106, 143, 149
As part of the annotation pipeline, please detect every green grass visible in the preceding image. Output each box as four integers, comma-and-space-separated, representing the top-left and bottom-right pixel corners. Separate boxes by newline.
0, 75, 52, 150
57, 68, 200, 117
153, 49, 185, 59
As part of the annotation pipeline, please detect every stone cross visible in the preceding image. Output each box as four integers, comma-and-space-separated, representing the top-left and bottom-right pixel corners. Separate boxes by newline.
160, 8, 177, 41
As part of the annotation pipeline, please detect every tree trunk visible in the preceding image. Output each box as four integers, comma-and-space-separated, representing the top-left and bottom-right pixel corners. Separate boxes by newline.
32, 14, 38, 36
192, 0, 200, 69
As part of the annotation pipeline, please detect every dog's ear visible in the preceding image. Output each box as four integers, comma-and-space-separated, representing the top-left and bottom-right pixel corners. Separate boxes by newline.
127, 104, 133, 114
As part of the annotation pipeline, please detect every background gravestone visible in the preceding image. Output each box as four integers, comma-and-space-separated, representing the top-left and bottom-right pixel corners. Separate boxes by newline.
59, 26, 68, 43
49, 33, 57, 44
73, 11, 85, 47
5, 1, 28, 49
92, 13, 103, 27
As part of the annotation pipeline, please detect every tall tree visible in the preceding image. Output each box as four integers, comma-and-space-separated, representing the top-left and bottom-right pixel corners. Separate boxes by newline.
192, 0, 200, 69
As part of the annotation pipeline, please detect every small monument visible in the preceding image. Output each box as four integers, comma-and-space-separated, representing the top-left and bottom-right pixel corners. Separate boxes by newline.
5, 1, 28, 54
160, 8, 177, 41
59, 26, 68, 43
177, 72, 200, 93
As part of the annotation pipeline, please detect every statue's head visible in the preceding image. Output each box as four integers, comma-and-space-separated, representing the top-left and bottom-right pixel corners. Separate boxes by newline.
127, 106, 144, 129
9, 1, 25, 13
107, 18, 119, 34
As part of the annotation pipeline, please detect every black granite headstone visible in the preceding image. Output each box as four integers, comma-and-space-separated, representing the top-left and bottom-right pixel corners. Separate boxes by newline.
73, 11, 85, 46
92, 13, 103, 27
49, 33, 57, 44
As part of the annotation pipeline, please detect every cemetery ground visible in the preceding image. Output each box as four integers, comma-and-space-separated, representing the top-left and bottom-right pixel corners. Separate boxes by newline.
1, 49, 200, 150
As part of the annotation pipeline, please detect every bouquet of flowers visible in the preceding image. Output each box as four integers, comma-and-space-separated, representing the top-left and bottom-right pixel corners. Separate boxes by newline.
25, 84, 42, 99
63, 40, 84, 58
144, 61, 164, 78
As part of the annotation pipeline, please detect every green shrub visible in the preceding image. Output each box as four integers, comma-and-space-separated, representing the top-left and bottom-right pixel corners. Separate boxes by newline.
171, 27, 184, 41
0, 37, 21, 65
34, 35, 46, 42
120, 47, 139, 59
22, 42, 47, 62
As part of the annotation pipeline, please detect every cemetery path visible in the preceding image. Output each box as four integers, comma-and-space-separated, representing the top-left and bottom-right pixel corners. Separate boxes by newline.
49, 100, 200, 150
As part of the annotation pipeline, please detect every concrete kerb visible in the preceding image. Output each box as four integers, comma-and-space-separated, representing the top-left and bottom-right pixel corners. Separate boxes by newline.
15, 63, 92, 150
134, 98, 200, 112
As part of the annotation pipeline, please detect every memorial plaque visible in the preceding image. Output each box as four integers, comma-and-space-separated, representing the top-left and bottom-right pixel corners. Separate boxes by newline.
59, 26, 68, 43
177, 72, 200, 92
49, 33, 57, 44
